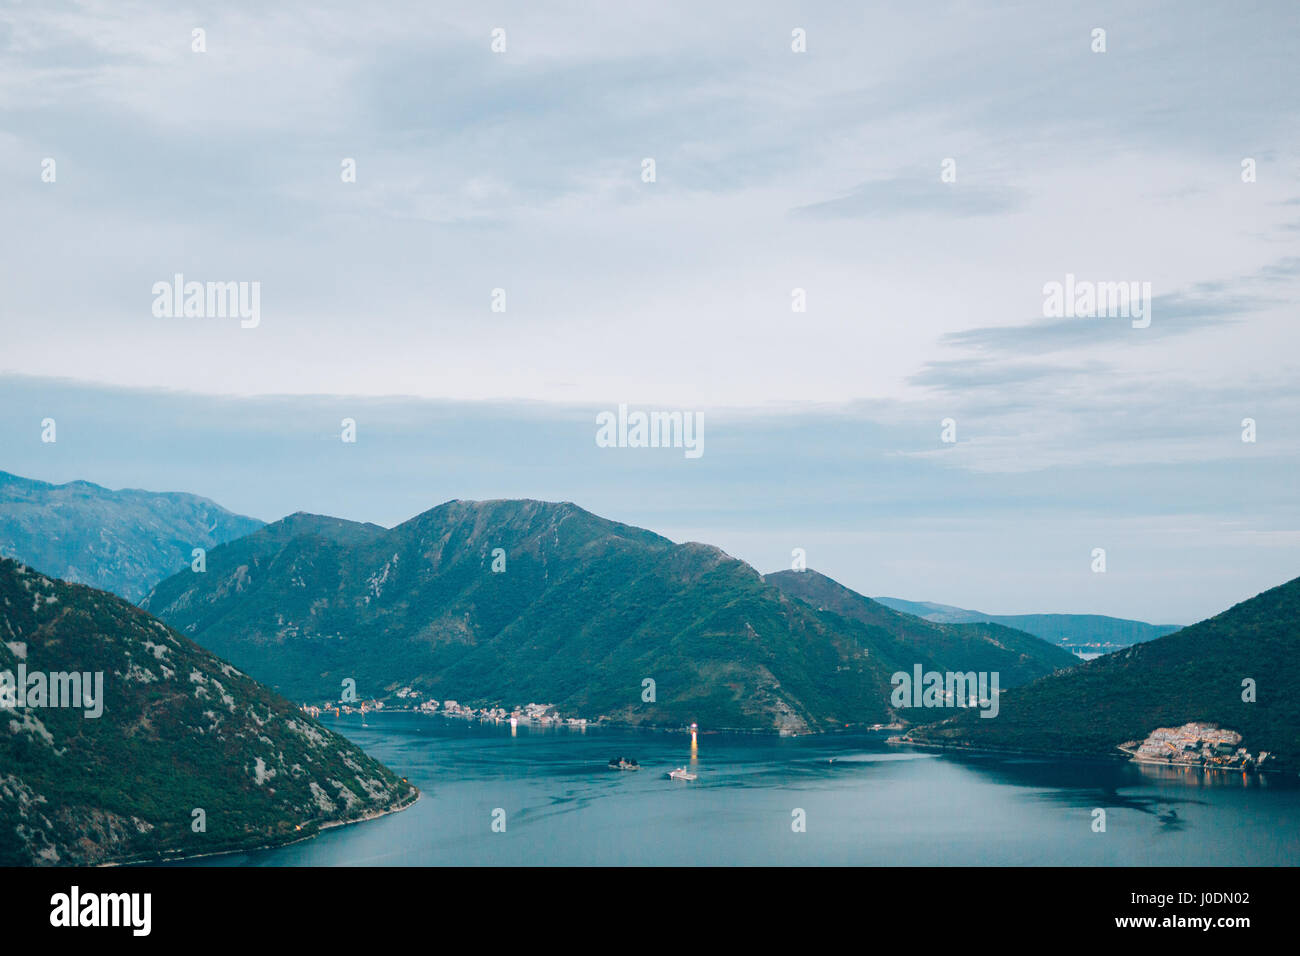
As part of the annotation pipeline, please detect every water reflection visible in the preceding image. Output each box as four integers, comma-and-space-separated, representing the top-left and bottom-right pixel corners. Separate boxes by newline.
1133, 760, 1272, 789
1155, 805, 1186, 832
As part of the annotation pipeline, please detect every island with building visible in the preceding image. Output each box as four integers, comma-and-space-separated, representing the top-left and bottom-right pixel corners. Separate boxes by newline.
1121, 721, 1270, 772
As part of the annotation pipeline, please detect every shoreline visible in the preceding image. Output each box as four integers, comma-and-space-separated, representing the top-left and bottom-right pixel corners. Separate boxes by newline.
105, 786, 421, 867
1117, 746, 1279, 776
320, 789, 421, 832
334, 707, 901, 738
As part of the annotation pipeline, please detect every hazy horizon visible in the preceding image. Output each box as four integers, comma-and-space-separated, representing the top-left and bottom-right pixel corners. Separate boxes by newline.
6, 372, 1296, 625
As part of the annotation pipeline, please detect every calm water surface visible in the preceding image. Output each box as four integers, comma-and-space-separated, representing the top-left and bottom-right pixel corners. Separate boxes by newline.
195, 713, 1300, 866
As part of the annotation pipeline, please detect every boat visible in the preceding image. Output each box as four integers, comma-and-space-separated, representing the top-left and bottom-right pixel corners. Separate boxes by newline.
668, 767, 697, 781
609, 757, 640, 770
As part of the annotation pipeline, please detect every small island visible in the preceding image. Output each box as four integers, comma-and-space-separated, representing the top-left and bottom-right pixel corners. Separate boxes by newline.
1121, 722, 1271, 773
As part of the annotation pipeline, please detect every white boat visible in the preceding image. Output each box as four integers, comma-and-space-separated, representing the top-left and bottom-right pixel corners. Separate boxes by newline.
668, 767, 697, 781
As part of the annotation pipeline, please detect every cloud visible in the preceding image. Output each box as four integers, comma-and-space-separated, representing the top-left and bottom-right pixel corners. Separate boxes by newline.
2, 1, 1298, 417
938, 298, 1243, 356
793, 174, 1021, 220
935, 258, 1298, 358
908, 359, 1105, 390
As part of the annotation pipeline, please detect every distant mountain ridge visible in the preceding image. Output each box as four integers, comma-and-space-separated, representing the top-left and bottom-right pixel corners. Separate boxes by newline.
905, 575, 1300, 768
765, 570, 1079, 685
873, 596, 1182, 652
143, 499, 1076, 733
0, 557, 417, 865
0, 470, 264, 602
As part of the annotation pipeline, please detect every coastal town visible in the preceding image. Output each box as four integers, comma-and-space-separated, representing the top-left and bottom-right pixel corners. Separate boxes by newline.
302, 688, 594, 729
1123, 722, 1271, 772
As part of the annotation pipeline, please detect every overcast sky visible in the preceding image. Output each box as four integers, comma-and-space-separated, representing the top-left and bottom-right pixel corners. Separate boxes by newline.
2, 1, 1298, 622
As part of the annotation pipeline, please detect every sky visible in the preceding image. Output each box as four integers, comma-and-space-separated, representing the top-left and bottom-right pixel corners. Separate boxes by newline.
2, 1, 1298, 622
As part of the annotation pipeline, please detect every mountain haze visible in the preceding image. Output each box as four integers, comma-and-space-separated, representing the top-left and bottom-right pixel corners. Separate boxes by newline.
0, 470, 264, 602
873, 595, 1181, 652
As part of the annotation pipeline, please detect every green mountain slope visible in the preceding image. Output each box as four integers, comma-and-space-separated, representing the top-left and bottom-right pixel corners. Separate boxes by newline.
0, 557, 417, 865
905, 575, 1300, 768
143, 499, 1075, 733
873, 595, 1181, 651
0, 470, 264, 602
766, 570, 1080, 683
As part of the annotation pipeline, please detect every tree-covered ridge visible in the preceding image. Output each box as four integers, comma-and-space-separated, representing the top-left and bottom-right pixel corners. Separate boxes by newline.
144, 499, 1075, 733
0, 557, 417, 866
905, 574, 1300, 769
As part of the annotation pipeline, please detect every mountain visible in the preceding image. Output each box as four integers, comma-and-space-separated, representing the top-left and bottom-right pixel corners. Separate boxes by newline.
766, 571, 1079, 684
904, 575, 1300, 768
142, 499, 1075, 733
0, 557, 417, 865
0, 470, 264, 602
873, 596, 1181, 653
